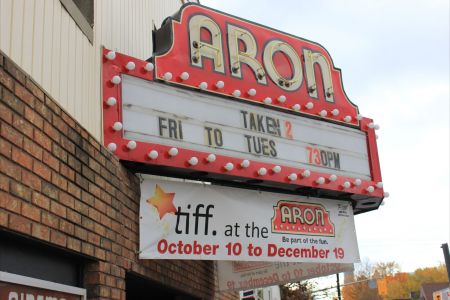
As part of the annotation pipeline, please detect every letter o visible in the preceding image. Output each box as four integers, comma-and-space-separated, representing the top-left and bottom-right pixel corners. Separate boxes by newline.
263, 40, 303, 91
157, 239, 168, 254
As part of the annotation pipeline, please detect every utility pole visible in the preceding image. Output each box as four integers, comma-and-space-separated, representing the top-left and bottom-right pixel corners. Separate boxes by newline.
336, 273, 342, 300
441, 243, 450, 280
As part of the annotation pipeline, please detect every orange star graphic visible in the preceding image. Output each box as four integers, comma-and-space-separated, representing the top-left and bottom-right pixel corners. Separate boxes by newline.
147, 184, 177, 219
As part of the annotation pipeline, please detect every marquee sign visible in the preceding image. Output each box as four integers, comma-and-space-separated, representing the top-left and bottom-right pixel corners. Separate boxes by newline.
102, 3, 385, 213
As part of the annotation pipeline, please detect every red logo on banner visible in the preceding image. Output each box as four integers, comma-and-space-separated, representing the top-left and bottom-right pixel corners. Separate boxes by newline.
271, 201, 335, 237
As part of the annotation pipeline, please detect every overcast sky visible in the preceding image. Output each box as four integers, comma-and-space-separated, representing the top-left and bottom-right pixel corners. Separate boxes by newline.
201, 0, 450, 273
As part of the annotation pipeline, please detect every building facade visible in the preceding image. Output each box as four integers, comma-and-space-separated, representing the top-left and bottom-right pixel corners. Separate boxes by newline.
0, 0, 234, 299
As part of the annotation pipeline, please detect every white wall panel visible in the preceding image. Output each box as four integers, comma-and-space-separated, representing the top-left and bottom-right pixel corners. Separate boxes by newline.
0, 0, 182, 140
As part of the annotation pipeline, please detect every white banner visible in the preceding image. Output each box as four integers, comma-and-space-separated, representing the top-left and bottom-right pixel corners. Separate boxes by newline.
139, 176, 360, 263
217, 261, 354, 291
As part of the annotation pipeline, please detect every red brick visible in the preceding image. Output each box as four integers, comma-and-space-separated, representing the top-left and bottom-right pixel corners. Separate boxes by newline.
25, 77, 44, 102
31, 223, 50, 241
50, 201, 66, 218
14, 83, 35, 107
43, 150, 59, 171
1, 122, 23, 147
81, 242, 94, 257
31, 192, 50, 210
0, 173, 9, 191
88, 232, 101, 246
12, 114, 33, 138
52, 171, 68, 191
67, 209, 81, 224
52, 115, 68, 135
24, 137, 43, 160
41, 211, 59, 229
60, 219, 74, 235
0, 191, 21, 213
45, 95, 62, 115
33, 160, 52, 181
0, 68, 14, 91
34, 100, 52, 120
24, 106, 44, 129
50, 229, 67, 247
5, 59, 26, 85
9, 214, 32, 234
59, 191, 74, 208
61, 111, 76, 128
22, 202, 41, 222
74, 226, 88, 240
0, 137, 12, 158
0, 103, 13, 123
12, 147, 33, 169
10, 180, 32, 201
43, 121, 60, 143
0, 210, 8, 226
60, 164, 75, 181
22, 170, 42, 191
67, 237, 81, 252
34, 130, 51, 151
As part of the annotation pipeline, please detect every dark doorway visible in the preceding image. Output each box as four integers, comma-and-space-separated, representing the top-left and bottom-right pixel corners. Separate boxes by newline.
126, 272, 201, 300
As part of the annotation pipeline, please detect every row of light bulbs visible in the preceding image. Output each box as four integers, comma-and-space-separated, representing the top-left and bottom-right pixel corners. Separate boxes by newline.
105, 141, 387, 196
105, 51, 380, 128
105, 51, 386, 196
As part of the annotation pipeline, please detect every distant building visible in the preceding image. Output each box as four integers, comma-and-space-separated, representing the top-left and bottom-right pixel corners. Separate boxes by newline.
420, 283, 450, 300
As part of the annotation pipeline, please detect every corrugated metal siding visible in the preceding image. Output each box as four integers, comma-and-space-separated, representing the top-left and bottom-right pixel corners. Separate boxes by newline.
0, 0, 181, 140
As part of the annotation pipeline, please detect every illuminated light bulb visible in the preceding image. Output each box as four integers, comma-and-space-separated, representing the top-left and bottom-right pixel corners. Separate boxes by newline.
319, 110, 327, 117
292, 104, 301, 111
125, 61, 136, 70
112, 122, 123, 131
288, 173, 298, 181
126, 140, 137, 150
180, 72, 190, 81
374, 124, 380, 130
240, 160, 250, 168
316, 177, 325, 184
332, 109, 340, 116
277, 95, 286, 103
168, 147, 178, 157
342, 181, 351, 189
354, 179, 362, 186
111, 75, 121, 85
107, 143, 117, 152
105, 51, 116, 60
305, 102, 314, 109
344, 115, 352, 123
248, 88, 256, 96
198, 81, 208, 90
368, 122, 375, 129
258, 167, 267, 176
263, 97, 272, 104
224, 162, 234, 171
366, 186, 375, 193
329, 174, 337, 182
376, 182, 383, 189
106, 97, 117, 106
356, 114, 363, 120
188, 157, 198, 166
272, 165, 281, 173
148, 150, 158, 160
232, 90, 241, 97
163, 72, 173, 81
301, 170, 311, 178
206, 154, 216, 163
144, 62, 154, 72
215, 80, 225, 89
383, 192, 390, 198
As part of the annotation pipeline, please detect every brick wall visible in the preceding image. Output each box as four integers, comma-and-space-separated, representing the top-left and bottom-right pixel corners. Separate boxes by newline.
0, 51, 236, 300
